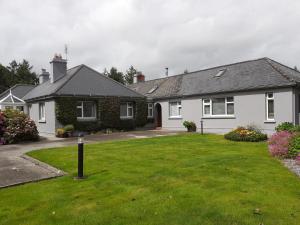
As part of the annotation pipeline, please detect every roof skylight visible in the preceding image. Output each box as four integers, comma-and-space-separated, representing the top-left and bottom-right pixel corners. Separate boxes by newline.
147, 85, 158, 94
214, 69, 226, 77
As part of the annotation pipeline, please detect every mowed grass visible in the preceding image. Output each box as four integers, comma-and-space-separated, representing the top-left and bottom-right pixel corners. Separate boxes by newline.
1, 134, 300, 225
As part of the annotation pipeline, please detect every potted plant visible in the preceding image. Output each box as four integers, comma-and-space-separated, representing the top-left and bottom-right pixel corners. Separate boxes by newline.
64, 124, 75, 137
183, 121, 197, 132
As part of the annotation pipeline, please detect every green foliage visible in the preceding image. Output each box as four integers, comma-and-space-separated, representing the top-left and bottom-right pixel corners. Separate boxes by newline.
224, 126, 267, 142
0, 60, 38, 93
108, 67, 125, 84
289, 134, 300, 158
124, 65, 137, 85
275, 122, 295, 132
135, 99, 147, 127
99, 97, 121, 128
64, 124, 75, 133
2, 109, 39, 144
55, 98, 77, 125
75, 121, 102, 132
183, 121, 197, 132
119, 119, 136, 130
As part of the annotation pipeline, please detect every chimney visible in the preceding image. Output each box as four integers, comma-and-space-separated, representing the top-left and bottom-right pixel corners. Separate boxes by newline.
165, 67, 168, 77
39, 69, 50, 84
136, 72, 145, 83
50, 54, 67, 83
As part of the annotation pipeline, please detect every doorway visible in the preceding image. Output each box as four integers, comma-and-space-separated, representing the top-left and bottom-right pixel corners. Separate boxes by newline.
155, 103, 162, 128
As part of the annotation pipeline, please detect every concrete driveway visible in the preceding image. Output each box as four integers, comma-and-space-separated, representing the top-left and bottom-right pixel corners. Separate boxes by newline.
0, 130, 178, 188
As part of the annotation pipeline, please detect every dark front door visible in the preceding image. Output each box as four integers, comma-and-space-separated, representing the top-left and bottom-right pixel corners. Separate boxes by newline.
155, 103, 162, 128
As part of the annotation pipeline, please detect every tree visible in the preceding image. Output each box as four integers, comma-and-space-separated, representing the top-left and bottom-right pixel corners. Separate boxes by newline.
124, 65, 137, 85
0, 59, 38, 93
108, 67, 125, 84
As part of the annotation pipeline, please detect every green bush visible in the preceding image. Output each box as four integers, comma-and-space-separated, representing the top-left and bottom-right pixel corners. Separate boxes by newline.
183, 121, 197, 132
64, 124, 75, 133
288, 134, 300, 158
55, 98, 77, 125
119, 119, 136, 131
3, 109, 39, 144
56, 128, 66, 138
75, 121, 102, 132
275, 122, 295, 132
224, 126, 267, 142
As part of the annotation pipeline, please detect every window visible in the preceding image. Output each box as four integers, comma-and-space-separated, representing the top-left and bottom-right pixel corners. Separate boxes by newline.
148, 103, 154, 118
39, 103, 45, 121
16, 106, 24, 112
120, 102, 134, 119
266, 93, 274, 120
77, 101, 96, 119
203, 97, 234, 117
169, 101, 182, 118
4, 106, 13, 110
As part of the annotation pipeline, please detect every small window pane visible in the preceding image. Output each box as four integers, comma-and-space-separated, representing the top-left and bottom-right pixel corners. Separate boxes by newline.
16, 106, 24, 112
268, 93, 273, 98
204, 105, 210, 115
268, 100, 274, 119
227, 103, 234, 115
227, 97, 234, 102
170, 102, 179, 117
83, 102, 95, 117
120, 104, 127, 117
204, 99, 210, 104
128, 107, 133, 117
212, 98, 225, 115
77, 107, 82, 118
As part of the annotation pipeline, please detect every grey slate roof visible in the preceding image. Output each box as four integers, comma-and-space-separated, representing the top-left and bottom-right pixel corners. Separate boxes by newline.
128, 57, 300, 99
23, 65, 144, 101
0, 84, 35, 100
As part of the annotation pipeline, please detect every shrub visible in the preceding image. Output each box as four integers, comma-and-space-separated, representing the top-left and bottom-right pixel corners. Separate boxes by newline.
56, 128, 66, 138
64, 124, 75, 133
3, 109, 39, 144
183, 121, 197, 132
275, 122, 294, 132
288, 134, 300, 158
119, 119, 136, 131
268, 131, 294, 158
75, 121, 102, 132
295, 154, 300, 165
224, 126, 267, 142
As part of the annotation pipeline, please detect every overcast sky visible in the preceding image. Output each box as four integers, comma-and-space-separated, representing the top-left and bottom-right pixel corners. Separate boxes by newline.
0, 0, 300, 79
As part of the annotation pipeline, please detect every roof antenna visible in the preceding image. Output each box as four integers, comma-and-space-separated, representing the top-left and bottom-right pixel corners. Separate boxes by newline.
64, 44, 68, 61
165, 67, 168, 77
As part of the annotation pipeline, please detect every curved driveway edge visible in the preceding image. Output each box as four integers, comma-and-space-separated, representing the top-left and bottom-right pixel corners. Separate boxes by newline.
0, 130, 179, 188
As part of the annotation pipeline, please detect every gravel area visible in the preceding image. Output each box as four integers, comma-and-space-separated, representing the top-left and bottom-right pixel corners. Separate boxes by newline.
283, 159, 300, 177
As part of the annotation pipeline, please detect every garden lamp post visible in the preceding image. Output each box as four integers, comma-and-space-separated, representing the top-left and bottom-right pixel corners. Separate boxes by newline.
77, 133, 84, 179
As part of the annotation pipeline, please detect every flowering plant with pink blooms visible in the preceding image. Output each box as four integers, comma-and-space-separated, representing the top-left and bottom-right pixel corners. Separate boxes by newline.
1, 109, 39, 144
268, 131, 295, 158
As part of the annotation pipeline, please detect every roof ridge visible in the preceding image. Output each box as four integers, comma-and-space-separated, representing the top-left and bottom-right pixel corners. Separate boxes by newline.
139, 57, 268, 84
264, 58, 295, 83
80, 64, 145, 98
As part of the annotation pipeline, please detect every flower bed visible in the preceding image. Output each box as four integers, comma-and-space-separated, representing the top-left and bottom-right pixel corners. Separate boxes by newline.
224, 126, 267, 142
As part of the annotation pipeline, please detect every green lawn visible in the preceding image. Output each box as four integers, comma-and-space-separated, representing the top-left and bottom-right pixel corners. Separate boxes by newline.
1, 134, 300, 225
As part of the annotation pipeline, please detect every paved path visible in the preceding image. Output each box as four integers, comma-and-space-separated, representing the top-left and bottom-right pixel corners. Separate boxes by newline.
0, 130, 178, 188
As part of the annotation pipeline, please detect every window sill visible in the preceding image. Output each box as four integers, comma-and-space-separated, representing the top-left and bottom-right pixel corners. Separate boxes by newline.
77, 117, 97, 121
264, 120, 276, 123
38, 120, 46, 123
202, 115, 235, 119
169, 116, 182, 120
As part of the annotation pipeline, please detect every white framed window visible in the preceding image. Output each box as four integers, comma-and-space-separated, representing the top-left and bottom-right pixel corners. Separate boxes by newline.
39, 102, 45, 121
148, 103, 153, 118
169, 101, 182, 118
266, 92, 274, 120
120, 102, 134, 119
203, 97, 234, 117
77, 101, 96, 120
16, 106, 24, 112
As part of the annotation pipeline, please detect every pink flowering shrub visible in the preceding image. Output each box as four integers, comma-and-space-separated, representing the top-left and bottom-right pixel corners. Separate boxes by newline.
1, 109, 39, 144
295, 154, 300, 165
268, 131, 294, 158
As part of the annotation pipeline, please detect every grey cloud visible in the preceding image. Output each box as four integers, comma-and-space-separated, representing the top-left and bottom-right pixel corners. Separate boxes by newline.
0, 0, 300, 80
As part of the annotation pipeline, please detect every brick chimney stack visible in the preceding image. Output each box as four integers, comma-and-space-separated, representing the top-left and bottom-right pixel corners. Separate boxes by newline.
136, 72, 145, 83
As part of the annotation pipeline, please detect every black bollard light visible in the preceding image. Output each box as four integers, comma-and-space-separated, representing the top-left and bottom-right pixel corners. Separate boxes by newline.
77, 133, 84, 179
